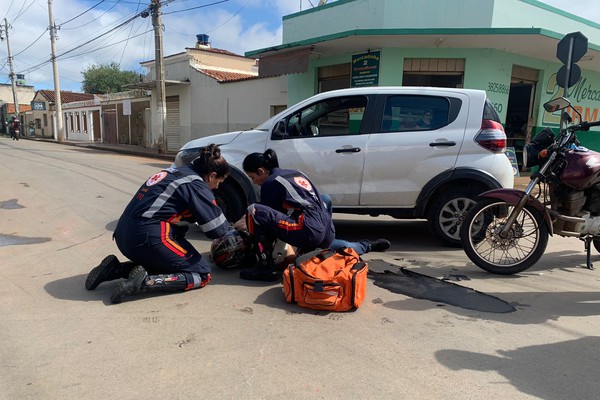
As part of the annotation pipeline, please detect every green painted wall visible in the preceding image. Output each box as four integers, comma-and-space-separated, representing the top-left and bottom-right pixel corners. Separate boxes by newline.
288, 45, 600, 152
280, 0, 600, 151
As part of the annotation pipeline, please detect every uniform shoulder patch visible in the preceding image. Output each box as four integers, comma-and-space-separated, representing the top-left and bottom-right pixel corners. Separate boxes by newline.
146, 171, 168, 186
293, 176, 313, 191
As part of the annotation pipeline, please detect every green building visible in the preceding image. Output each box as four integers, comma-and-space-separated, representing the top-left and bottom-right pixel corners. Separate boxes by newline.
248, 0, 600, 168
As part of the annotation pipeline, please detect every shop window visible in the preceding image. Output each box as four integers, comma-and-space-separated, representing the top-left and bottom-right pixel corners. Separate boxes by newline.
403, 58, 465, 88
82, 112, 88, 133
35, 119, 41, 129
318, 63, 350, 93
69, 113, 74, 132
381, 95, 451, 132
271, 105, 286, 117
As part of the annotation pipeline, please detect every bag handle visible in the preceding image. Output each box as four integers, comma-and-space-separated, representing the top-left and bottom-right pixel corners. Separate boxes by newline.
294, 246, 359, 267
294, 248, 335, 266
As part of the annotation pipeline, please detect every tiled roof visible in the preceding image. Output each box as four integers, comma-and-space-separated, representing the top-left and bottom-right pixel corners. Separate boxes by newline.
38, 90, 95, 104
187, 46, 245, 58
5, 104, 32, 114
197, 68, 258, 83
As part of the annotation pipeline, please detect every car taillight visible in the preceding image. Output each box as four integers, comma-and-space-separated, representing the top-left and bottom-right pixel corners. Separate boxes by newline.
475, 119, 506, 153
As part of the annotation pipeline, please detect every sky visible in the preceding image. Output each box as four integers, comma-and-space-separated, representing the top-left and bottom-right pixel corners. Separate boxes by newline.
0, 0, 598, 93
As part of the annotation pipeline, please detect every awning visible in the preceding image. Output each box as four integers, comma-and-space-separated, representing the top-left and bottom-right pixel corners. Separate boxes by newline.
123, 79, 190, 90
258, 48, 312, 77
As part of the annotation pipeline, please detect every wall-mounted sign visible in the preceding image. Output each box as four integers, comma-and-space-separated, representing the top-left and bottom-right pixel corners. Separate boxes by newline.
31, 101, 46, 111
123, 99, 131, 116
351, 50, 381, 87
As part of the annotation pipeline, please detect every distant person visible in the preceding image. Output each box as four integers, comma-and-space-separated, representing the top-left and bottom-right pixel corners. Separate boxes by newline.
85, 144, 232, 304
10, 116, 20, 140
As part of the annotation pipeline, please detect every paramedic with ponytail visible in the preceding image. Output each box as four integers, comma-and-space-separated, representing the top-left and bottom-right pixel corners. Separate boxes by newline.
240, 149, 335, 281
85, 144, 232, 303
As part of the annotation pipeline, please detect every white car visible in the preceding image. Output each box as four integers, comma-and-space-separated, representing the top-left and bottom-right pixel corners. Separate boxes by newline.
174, 86, 513, 246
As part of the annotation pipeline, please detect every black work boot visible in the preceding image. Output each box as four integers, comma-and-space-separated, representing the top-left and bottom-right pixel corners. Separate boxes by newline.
85, 255, 127, 290
367, 238, 391, 253
110, 266, 148, 304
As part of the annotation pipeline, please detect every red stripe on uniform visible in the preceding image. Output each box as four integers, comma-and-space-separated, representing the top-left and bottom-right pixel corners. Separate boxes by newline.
277, 214, 305, 231
161, 221, 187, 257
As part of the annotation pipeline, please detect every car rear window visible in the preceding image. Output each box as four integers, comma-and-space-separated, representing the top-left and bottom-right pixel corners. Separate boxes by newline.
483, 99, 501, 123
381, 95, 452, 132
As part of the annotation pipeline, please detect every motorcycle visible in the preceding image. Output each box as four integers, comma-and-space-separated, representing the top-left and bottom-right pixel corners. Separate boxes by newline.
460, 96, 600, 274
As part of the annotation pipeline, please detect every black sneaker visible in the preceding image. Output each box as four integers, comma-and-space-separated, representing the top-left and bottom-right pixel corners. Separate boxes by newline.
85, 255, 121, 290
239, 265, 279, 282
368, 239, 391, 252
110, 266, 148, 304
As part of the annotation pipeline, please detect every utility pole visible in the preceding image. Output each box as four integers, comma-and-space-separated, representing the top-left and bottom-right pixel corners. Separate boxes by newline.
47, 0, 64, 141
151, 0, 167, 153
2, 18, 20, 117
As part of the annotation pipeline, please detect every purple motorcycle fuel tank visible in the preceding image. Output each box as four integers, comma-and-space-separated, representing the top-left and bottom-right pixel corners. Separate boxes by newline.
560, 148, 600, 190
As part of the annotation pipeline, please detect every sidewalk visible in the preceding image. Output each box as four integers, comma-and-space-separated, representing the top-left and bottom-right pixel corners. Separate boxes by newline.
21, 135, 176, 162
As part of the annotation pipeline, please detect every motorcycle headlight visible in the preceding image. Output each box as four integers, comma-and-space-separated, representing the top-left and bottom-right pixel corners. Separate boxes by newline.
523, 144, 534, 169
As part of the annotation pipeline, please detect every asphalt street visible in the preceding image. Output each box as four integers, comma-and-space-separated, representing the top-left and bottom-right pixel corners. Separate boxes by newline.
1, 137, 599, 400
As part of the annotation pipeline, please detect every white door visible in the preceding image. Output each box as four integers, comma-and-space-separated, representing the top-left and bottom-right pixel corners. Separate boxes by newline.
266, 95, 370, 206
360, 93, 469, 206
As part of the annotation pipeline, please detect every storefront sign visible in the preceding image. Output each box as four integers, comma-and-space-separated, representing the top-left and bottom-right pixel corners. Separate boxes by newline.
351, 50, 380, 87
31, 101, 45, 111
543, 73, 600, 126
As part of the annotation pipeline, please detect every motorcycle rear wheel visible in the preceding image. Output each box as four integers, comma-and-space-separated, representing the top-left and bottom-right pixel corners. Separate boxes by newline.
460, 199, 549, 275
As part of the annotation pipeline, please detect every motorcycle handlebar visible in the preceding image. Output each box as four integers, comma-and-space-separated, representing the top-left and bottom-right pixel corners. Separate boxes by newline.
571, 120, 600, 132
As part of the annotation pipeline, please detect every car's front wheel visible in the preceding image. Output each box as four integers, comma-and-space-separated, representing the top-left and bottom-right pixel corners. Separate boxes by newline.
427, 187, 479, 247
214, 179, 247, 223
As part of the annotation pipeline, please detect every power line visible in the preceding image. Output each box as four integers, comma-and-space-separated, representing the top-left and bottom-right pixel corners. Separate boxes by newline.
60, 0, 107, 27
13, 28, 49, 57
119, 0, 144, 65
162, 0, 229, 16
61, 1, 119, 30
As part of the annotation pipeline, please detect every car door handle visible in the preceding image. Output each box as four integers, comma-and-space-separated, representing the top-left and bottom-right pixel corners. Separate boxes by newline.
429, 141, 456, 147
335, 147, 361, 153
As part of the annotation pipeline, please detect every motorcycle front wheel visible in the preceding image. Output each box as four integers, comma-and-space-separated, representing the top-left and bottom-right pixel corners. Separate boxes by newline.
459, 199, 549, 275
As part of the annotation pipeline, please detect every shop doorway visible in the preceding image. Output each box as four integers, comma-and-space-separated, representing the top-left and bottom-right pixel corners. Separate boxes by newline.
505, 66, 539, 170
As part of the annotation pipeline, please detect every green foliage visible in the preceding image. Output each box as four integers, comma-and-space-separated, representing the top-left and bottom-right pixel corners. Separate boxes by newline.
81, 62, 139, 94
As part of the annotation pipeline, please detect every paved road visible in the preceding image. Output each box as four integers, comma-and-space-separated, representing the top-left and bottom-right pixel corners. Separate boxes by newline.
1, 137, 599, 400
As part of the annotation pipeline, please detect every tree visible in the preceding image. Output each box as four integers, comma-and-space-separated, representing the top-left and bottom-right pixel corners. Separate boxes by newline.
81, 62, 139, 94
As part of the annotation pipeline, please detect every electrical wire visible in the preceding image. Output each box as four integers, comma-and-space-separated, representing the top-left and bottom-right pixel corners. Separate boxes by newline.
13, 29, 49, 58
162, 0, 229, 15
60, 0, 107, 27
119, 0, 144, 65
61, 1, 119, 30
204, 0, 249, 33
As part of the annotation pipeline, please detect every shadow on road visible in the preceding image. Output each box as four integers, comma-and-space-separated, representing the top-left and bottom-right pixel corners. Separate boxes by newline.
436, 336, 600, 400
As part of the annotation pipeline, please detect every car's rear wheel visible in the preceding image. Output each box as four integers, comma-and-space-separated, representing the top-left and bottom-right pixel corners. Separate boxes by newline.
214, 179, 247, 223
427, 187, 479, 247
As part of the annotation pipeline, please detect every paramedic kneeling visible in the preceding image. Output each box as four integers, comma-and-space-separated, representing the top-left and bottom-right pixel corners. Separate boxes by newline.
240, 149, 335, 282
85, 144, 231, 303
